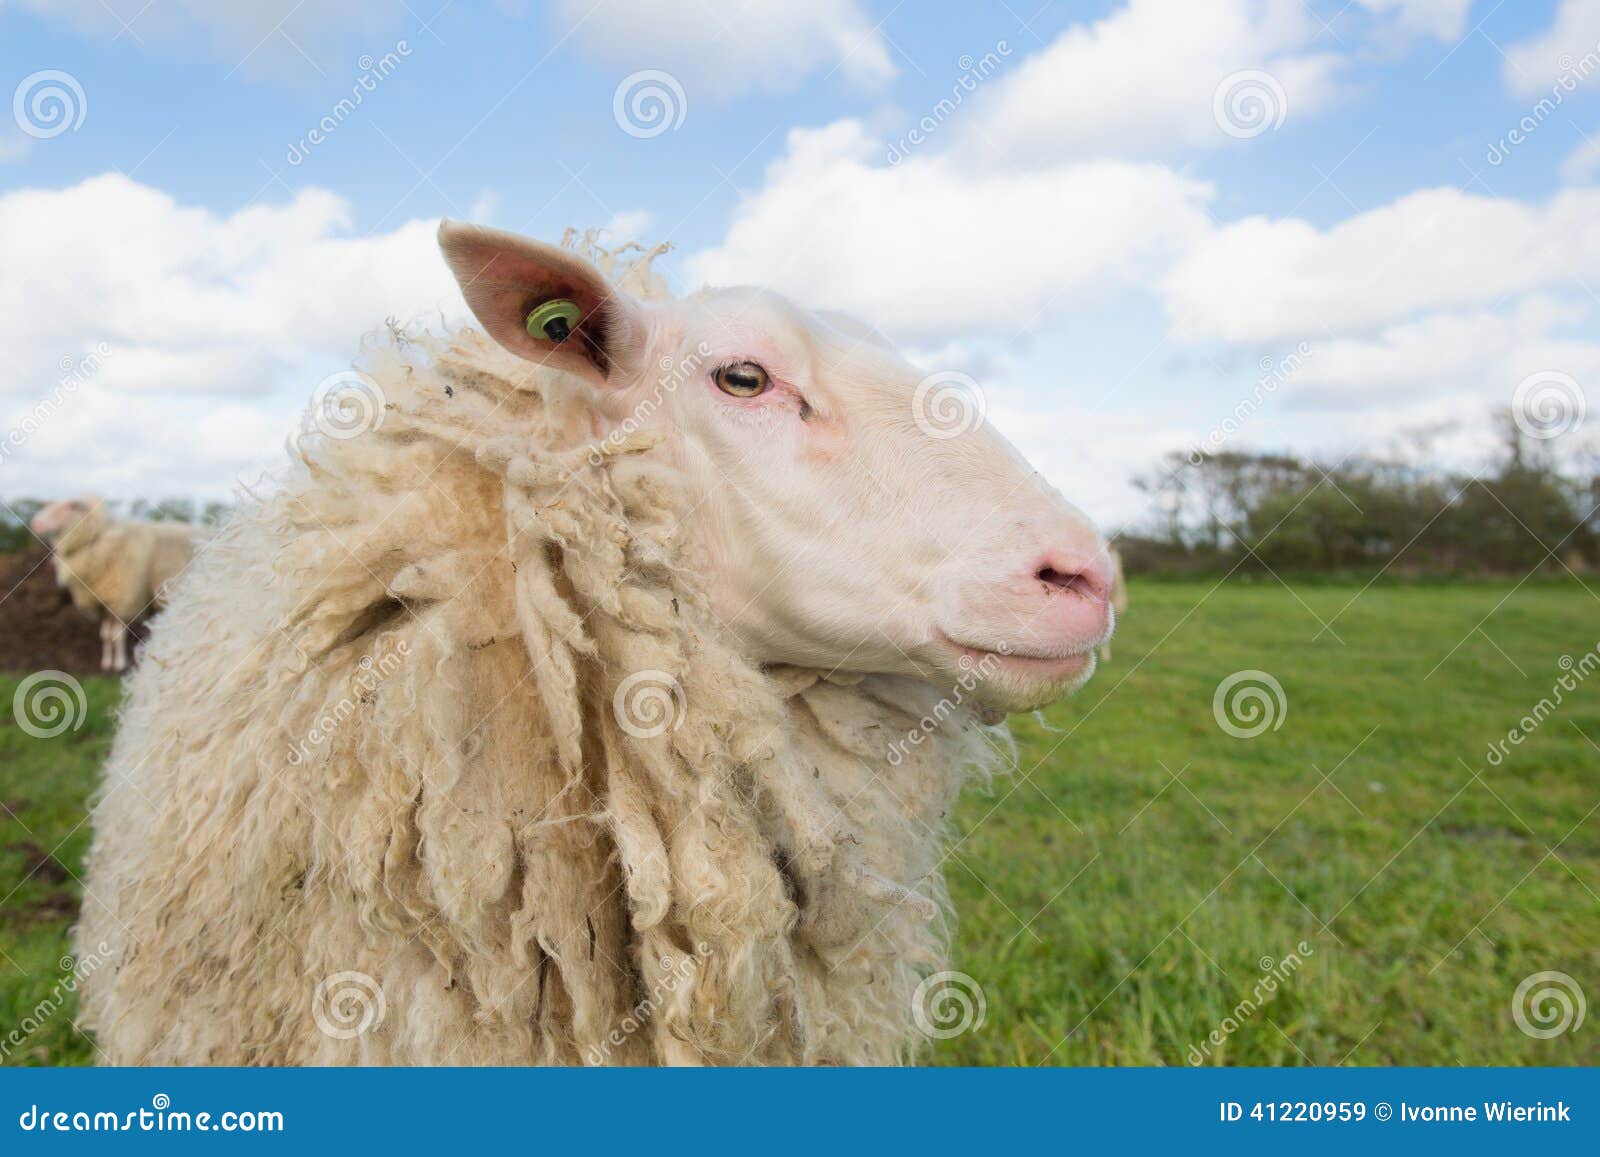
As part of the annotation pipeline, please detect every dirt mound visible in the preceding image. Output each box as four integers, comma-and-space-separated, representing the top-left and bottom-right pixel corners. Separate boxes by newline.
0, 546, 145, 675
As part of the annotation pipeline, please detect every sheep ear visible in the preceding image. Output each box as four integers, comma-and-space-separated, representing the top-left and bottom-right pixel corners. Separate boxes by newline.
437, 220, 649, 385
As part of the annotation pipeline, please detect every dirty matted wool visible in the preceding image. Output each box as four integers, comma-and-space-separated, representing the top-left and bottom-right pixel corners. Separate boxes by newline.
75, 248, 1006, 1066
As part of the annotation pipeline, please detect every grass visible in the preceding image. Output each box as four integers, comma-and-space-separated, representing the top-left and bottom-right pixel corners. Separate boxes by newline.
1, 579, 1597, 1066
936, 579, 1600, 1065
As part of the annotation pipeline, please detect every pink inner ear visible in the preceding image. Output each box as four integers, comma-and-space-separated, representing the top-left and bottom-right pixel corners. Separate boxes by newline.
438, 221, 640, 385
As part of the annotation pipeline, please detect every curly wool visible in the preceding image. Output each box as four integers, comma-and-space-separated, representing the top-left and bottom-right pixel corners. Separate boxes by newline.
75, 244, 1006, 1066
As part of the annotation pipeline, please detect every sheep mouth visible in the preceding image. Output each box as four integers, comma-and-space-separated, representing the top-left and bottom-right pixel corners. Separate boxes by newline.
930, 633, 1097, 709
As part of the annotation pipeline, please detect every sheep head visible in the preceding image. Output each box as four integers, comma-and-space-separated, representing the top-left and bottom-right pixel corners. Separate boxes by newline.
440, 222, 1112, 712
29, 496, 106, 545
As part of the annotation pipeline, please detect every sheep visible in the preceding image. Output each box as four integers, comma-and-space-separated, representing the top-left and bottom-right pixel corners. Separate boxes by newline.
1100, 548, 1127, 662
75, 224, 1114, 1065
28, 498, 201, 672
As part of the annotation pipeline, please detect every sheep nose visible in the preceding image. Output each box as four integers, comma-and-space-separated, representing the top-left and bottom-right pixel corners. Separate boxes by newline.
1025, 550, 1112, 642
1030, 553, 1107, 604
1035, 556, 1110, 602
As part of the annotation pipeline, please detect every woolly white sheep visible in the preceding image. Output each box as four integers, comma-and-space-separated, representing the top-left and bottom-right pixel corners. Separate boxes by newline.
75, 225, 1115, 1065
29, 498, 200, 672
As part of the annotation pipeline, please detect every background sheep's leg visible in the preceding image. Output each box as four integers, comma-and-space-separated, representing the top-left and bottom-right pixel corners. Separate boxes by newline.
112, 619, 128, 671
98, 618, 113, 671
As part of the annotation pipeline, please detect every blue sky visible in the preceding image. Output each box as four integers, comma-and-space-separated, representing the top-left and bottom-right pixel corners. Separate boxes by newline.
3, 0, 1599, 526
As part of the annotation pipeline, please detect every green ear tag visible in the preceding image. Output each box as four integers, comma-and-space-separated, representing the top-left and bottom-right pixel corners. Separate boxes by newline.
526, 299, 582, 344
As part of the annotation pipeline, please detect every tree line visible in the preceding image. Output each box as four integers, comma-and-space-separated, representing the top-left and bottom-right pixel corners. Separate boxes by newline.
1120, 413, 1597, 576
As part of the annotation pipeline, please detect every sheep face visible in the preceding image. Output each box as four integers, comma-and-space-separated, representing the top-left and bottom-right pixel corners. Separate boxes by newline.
29, 497, 101, 543
441, 223, 1113, 711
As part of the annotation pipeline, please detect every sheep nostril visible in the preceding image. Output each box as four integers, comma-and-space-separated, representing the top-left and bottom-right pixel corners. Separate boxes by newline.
1037, 566, 1081, 592
1036, 564, 1106, 600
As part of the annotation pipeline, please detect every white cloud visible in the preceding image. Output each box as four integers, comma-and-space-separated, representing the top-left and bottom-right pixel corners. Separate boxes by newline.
0, 173, 461, 498
1289, 298, 1600, 406
468, 189, 502, 225
603, 208, 657, 241
960, 0, 1345, 162
1160, 186, 1600, 343
552, 0, 894, 96
1504, 0, 1600, 98
1562, 133, 1600, 182
689, 120, 1214, 340
0, 129, 33, 165
1354, 0, 1473, 42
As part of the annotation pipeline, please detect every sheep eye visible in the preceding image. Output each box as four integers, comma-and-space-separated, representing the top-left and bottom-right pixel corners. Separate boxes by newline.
714, 361, 770, 398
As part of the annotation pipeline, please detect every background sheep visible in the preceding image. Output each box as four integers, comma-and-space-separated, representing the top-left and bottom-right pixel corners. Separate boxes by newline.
1100, 548, 1127, 662
29, 498, 200, 672
75, 225, 1113, 1065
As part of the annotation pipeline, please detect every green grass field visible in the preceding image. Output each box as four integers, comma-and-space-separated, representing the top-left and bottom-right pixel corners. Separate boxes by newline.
2, 580, 1597, 1066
